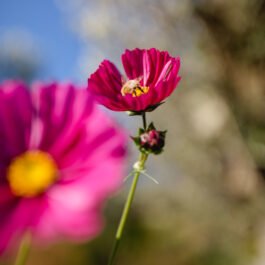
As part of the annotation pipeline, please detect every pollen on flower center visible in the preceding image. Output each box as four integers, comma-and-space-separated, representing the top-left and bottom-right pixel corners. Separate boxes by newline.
132, 86, 149, 97
121, 78, 149, 97
7, 151, 58, 197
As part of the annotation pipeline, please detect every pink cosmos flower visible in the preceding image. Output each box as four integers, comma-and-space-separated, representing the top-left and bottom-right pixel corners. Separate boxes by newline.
0, 80, 126, 254
87, 48, 181, 112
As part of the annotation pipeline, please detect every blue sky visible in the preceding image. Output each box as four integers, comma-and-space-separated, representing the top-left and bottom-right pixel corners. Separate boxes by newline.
0, 0, 82, 81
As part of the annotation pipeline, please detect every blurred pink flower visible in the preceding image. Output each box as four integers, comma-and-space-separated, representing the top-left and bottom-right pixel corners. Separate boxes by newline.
87, 48, 181, 112
0, 80, 127, 254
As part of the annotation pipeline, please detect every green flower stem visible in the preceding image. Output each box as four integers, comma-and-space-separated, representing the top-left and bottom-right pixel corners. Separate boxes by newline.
107, 152, 148, 265
142, 113, 147, 130
14, 232, 31, 265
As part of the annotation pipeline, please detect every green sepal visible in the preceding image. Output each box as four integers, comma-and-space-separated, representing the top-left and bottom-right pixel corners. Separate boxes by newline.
125, 102, 164, 116
152, 148, 164, 155
160, 130, 167, 137
138, 128, 145, 135
131, 136, 141, 146
147, 122, 156, 131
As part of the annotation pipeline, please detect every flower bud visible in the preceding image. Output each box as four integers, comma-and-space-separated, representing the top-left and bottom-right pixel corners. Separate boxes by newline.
132, 123, 166, 155
140, 130, 159, 146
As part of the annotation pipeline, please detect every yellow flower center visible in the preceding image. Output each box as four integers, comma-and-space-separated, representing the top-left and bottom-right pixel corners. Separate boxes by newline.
121, 78, 149, 97
132, 86, 149, 97
7, 151, 58, 197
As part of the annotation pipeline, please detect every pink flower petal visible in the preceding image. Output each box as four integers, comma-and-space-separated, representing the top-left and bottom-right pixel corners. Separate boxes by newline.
88, 48, 181, 112
0, 80, 127, 253
0, 80, 32, 160
0, 197, 41, 254
121, 48, 144, 80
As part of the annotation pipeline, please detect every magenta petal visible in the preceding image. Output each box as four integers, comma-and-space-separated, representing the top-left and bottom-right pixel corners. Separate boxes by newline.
121, 48, 144, 79
89, 60, 122, 95
0, 186, 15, 208
0, 80, 32, 160
87, 60, 128, 111
31, 82, 126, 241
56, 101, 127, 171
0, 80, 127, 253
143, 48, 169, 86
31, 82, 93, 159
34, 138, 126, 242
151, 49, 171, 86
0, 198, 41, 254
34, 157, 124, 241
32, 108, 127, 241
153, 75, 181, 104
141, 55, 181, 108
89, 48, 181, 112
154, 60, 174, 86
33, 191, 103, 241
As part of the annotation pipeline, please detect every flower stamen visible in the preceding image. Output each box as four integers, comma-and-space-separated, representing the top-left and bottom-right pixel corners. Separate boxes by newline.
121, 78, 149, 97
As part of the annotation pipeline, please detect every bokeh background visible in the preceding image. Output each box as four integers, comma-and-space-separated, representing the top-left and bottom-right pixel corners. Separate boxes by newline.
1, 0, 265, 264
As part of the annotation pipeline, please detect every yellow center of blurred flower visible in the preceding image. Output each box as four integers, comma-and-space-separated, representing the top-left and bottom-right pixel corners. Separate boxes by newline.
7, 151, 58, 197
